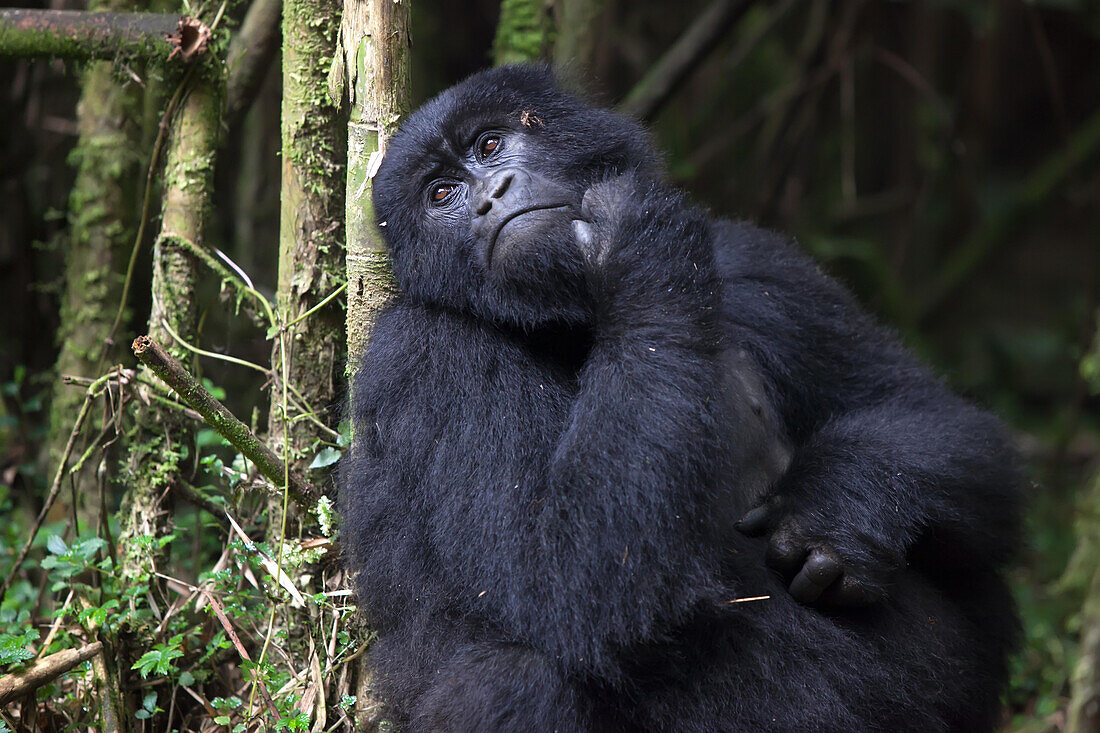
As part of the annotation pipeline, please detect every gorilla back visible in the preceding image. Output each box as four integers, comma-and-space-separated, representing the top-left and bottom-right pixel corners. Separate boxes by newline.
340, 65, 1021, 732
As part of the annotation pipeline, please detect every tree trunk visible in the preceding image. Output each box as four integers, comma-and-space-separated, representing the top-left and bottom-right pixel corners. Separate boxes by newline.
270, 0, 344, 462
553, 0, 605, 72
338, 1, 411, 726
45, 0, 145, 536
340, 0, 409, 360
493, 0, 555, 65
118, 75, 219, 589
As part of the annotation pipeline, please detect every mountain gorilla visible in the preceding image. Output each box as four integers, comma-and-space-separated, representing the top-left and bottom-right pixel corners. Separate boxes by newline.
339, 65, 1021, 732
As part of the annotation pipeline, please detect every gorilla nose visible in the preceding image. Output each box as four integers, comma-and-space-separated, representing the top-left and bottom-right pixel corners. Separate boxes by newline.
473, 168, 521, 216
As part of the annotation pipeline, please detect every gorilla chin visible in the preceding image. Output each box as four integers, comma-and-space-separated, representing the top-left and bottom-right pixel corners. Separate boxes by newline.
481, 204, 577, 271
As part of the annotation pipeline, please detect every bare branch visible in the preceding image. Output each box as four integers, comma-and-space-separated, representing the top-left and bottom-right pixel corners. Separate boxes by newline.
131, 335, 320, 505
0, 642, 104, 706
226, 0, 282, 128
619, 0, 751, 121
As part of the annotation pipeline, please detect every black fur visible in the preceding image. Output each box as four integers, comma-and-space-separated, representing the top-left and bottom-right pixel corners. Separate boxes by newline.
340, 66, 1021, 732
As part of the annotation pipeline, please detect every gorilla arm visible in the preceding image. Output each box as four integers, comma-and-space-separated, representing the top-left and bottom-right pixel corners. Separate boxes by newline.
725, 227, 1023, 606
493, 175, 731, 678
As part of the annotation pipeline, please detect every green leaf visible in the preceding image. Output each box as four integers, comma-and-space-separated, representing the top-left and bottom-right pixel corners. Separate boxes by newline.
46, 535, 67, 556
308, 446, 342, 469
131, 637, 185, 678
0, 628, 39, 665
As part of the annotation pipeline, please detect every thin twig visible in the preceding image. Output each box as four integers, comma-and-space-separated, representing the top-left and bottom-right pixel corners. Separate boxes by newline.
171, 481, 232, 530
285, 281, 347, 331
201, 588, 280, 717
159, 318, 341, 441
0, 371, 118, 597
168, 234, 276, 326
99, 70, 195, 376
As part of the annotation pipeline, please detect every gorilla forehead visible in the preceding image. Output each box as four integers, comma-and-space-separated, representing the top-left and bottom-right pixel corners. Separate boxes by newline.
398, 66, 566, 154
375, 65, 655, 207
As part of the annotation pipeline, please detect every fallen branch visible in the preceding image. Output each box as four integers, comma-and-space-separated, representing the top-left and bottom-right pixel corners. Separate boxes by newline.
131, 335, 320, 505
0, 642, 103, 706
0, 11, 210, 62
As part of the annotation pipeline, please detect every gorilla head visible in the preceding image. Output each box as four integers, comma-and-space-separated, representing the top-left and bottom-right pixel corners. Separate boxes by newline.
372, 65, 655, 327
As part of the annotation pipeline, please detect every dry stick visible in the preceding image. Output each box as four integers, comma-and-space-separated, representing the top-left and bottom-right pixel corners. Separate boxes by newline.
201, 589, 280, 717
0, 372, 115, 597
618, 0, 751, 121
0, 10, 210, 61
0, 642, 103, 705
131, 335, 319, 504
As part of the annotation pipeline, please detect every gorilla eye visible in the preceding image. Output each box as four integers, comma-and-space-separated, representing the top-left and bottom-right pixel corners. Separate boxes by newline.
476, 133, 503, 160
428, 181, 458, 205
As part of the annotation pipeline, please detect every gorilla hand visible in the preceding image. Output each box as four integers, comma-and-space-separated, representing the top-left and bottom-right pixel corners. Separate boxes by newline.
572, 174, 636, 269
737, 494, 901, 607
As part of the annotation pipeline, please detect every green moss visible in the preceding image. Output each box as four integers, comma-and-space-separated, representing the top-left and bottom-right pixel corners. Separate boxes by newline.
493, 0, 556, 65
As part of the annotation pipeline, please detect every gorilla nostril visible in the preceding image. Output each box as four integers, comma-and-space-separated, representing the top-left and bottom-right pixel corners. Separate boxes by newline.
475, 199, 492, 216
491, 172, 514, 199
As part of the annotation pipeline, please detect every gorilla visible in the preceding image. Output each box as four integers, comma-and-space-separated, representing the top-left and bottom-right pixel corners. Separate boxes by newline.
339, 65, 1021, 732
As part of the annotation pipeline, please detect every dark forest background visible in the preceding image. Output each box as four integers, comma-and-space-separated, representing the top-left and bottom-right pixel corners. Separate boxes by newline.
1, 0, 1099, 730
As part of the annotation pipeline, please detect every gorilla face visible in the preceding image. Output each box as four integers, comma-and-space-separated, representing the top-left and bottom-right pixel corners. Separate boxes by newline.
373, 66, 656, 327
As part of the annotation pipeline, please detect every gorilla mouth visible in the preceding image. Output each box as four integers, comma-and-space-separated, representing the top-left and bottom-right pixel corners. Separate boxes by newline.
486, 203, 573, 265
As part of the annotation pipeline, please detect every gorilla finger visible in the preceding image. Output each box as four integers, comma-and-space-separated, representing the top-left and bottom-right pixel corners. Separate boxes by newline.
821, 575, 886, 607
788, 550, 842, 604
736, 505, 773, 536
764, 531, 806, 576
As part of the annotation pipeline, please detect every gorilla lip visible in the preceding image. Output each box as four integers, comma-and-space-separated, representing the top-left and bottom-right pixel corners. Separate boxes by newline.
486, 203, 573, 265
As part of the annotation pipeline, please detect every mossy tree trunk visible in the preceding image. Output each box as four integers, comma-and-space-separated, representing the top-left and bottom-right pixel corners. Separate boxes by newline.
251, 0, 346, 722
340, 0, 409, 360
493, 0, 555, 65
45, 0, 146, 528
118, 76, 220, 587
271, 0, 345, 466
338, 0, 411, 726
